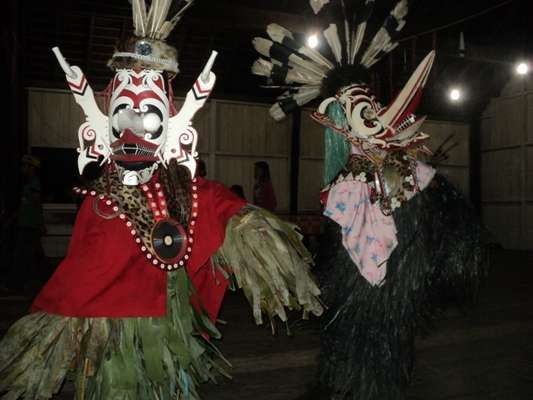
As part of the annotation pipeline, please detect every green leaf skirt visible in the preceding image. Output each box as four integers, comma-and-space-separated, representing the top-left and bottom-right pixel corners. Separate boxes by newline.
0, 269, 226, 400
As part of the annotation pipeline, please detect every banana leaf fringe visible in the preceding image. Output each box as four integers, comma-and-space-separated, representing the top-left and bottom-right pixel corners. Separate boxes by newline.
0, 269, 227, 400
215, 206, 323, 329
316, 175, 488, 400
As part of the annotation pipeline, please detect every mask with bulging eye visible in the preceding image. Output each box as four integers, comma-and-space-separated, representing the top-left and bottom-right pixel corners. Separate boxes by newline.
112, 107, 163, 142
337, 85, 385, 140
311, 52, 435, 151
108, 69, 170, 185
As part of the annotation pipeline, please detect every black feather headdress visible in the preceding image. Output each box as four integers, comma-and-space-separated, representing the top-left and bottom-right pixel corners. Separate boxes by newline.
252, 0, 409, 120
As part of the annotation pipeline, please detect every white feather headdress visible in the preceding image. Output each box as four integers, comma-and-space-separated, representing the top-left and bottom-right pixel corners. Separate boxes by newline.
109, 0, 195, 73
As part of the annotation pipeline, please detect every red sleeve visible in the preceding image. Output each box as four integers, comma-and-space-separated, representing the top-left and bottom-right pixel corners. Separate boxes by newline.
215, 181, 248, 223
186, 178, 246, 320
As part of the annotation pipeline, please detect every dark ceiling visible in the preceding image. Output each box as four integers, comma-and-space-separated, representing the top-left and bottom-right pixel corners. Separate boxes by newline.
14, 0, 533, 120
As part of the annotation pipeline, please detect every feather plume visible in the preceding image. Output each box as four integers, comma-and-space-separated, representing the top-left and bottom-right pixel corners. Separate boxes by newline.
145, 0, 159, 36
350, 22, 366, 63
310, 0, 331, 14
252, 37, 274, 59
287, 69, 325, 85
131, 0, 194, 40
287, 58, 326, 80
267, 24, 334, 70
361, 0, 409, 67
145, 0, 170, 37
344, 18, 351, 64
168, 0, 195, 18
340, 0, 353, 66
365, 43, 399, 68
252, 0, 412, 119
299, 44, 335, 71
251, 58, 273, 77
348, 0, 375, 63
252, 58, 323, 86
150, 0, 173, 37
253, 37, 326, 79
158, 0, 195, 39
272, 86, 321, 120
324, 24, 343, 64
291, 85, 322, 104
269, 103, 288, 121
266, 23, 294, 42
391, 0, 409, 21
156, 20, 176, 40
132, 0, 148, 37
267, 85, 321, 121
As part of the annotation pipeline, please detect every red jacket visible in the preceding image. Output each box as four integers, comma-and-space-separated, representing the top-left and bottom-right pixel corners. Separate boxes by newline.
32, 178, 245, 320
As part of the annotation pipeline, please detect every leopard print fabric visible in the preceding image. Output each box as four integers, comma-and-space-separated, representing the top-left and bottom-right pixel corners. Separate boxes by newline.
335, 151, 419, 215
76, 165, 192, 263
87, 172, 159, 257
344, 154, 376, 182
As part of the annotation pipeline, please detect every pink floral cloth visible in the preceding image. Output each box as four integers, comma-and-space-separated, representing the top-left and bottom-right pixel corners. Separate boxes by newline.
324, 162, 435, 286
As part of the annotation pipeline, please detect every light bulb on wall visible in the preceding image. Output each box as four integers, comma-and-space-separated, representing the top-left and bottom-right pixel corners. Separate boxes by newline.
307, 34, 319, 49
516, 62, 530, 76
449, 88, 462, 102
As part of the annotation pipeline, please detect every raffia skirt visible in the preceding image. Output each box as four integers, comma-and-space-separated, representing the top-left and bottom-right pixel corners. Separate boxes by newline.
317, 175, 486, 400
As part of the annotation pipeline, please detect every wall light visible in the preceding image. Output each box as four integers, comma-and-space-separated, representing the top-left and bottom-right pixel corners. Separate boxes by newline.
516, 62, 530, 76
449, 88, 462, 102
307, 34, 319, 49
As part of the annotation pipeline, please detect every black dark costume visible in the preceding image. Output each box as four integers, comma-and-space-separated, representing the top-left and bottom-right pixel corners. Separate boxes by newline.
252, 1, 486, 398
317, 175, 484, 399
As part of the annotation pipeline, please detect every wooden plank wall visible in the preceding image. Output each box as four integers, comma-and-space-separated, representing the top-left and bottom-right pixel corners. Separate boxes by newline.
27, 88, 470, 214
298, 110, 325, 212
480, 77, 533, 250
211, 100, 292, 211
28, 89, 292, 211
422, 120, 471, 195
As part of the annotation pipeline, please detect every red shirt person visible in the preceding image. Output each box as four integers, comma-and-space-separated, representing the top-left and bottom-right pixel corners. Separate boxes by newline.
252, 161, 277, 212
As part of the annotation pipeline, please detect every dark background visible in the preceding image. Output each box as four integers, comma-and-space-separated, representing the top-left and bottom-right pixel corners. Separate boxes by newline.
3, 0, 531, 207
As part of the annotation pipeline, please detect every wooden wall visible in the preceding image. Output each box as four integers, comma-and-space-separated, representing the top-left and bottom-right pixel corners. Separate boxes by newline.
28, 88, 470, 214
298, 110, 325, 212
28, 88, 86, 149
480, 77, 533, 250
422, 120, 471, 195
210, 101, 292, 211
28, 89, 292, 211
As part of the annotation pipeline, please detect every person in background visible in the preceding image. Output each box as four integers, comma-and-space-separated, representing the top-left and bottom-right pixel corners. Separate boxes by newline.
230, 184, 246, 200
8, 155, 45, 291
253, 161, 277, 212
197, 159, 207, 178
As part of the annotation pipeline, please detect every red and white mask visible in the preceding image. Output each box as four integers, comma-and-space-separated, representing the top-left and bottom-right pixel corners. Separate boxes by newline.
312, 52, 435, 151
55, 47, 217, 186
108, 69, 170, 185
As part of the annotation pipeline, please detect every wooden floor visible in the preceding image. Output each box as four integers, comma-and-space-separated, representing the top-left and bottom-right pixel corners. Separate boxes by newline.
1, 249, 532, 399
